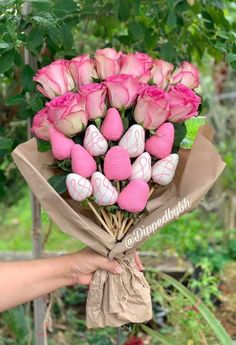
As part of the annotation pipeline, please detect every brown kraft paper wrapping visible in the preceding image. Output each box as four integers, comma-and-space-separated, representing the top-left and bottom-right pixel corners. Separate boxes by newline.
12, 125, 226, 328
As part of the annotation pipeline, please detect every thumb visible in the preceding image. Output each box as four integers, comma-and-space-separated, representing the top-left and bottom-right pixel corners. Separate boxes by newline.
98, 258, 123, 274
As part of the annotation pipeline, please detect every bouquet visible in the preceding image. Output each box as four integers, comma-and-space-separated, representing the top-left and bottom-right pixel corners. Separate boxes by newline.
12, 48, 225, 328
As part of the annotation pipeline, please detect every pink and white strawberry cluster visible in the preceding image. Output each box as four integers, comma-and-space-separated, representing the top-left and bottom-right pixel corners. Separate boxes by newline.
31, 48, 201, 213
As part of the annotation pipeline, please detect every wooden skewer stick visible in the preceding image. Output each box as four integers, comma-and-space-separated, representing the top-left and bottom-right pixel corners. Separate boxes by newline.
117, 217, 129, 240
116, 181, 120, 193
112, 214, 119, 228
101, 208, 114, 233
118, 210, 123, 229
148, 186, 155, 199
122, 218, 134, 237
98, 163, 103, 173
87, 200, 115, 238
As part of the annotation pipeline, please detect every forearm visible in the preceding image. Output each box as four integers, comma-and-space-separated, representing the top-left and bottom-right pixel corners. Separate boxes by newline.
0, 255, 73, 312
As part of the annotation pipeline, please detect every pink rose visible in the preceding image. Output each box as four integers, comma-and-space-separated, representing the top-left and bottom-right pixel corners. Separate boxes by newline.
31, 108, 53, 141
79, 83, 107, 119
69, 54, 98, 86
47, 92, 87, 136
120, 52, 153, 81
134, 86, 169, 130
151, 59, 174, 89
172, 61, 199, 89
104, 74, 142, 109
94, 48, 122, 80
34, 59, 75, 99
168, 84, 201, 122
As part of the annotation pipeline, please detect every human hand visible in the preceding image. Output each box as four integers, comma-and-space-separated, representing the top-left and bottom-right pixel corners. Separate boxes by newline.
66, 248, 144, 285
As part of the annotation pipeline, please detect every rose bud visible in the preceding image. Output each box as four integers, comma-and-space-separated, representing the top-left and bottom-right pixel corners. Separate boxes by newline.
33, 59, 75, 99
105, 74, 141, 109
172, 61, 200, 89
69, 54, 98, 86
120, 52, 153, 82
79, 83, 107, 120
94, 48, 122, 80
134, 86, 169, 130
46, 92, 88, 137
168, 84, 201, 122
31, 108, 53, 141
151, 59, 174, 89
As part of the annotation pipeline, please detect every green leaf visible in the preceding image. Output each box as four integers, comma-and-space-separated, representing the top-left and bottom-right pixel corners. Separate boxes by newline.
142, 324, 178, 345
215, 41, 227, 53
29, 95, 44, 113
0, 42, 14, 50
173, 122, 187, 152
58, 159, 72, 172
118, 0, 130, 21
160, 42, 174, 61
22, 65, 35, 92
117, 35, 131, 45
36, 138, 51, 152
128, 22, 144, 39
181, 117, 206, 148
48, 27, 62, 47
61, 23, 73, 50
14, 51, 24, 67
167, 0, 175, 7
26, 26, 45, 50
48, 174, 67, 194
167, 11, 177, 29
5, 94, 25, 106
132, 0, 141, 15
226, 53, 236, 63
0, 49, 15, 73
157, 272, 233, 345
31, 13, 56, 27
30, 0, 51, 13
54, 0, 77, 13
0, 137, 13, 151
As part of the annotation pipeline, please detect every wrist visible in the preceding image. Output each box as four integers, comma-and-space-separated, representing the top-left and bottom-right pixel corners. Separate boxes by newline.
58, 253, 83, 286
50, 254, 75, 287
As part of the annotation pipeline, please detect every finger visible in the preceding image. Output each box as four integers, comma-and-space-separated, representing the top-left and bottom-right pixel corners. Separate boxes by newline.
97, 257, 123, 274
135, 252, 144, 271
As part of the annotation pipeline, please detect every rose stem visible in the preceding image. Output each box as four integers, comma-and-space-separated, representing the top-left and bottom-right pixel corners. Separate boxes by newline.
98, 163, 103, 173
87, 200, 115, 238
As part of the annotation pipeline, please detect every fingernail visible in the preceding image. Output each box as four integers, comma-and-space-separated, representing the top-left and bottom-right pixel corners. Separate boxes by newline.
115, 265, 123, 274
